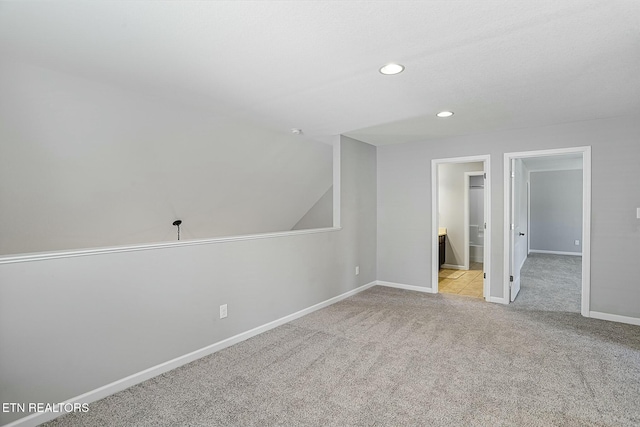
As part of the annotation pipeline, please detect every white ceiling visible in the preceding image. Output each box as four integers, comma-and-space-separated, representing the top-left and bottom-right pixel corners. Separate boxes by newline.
1, 1, 639, 146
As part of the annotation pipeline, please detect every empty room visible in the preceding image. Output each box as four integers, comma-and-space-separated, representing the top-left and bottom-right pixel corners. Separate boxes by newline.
1, 1, 639, 426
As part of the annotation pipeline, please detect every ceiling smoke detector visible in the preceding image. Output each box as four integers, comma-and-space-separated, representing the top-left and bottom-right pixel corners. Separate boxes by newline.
291, 128, 303, 135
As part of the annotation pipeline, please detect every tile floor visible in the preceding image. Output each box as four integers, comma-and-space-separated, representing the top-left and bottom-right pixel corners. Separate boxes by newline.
438, 262, 484, 298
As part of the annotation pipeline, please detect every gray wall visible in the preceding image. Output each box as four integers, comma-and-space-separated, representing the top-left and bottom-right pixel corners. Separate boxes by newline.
0, 136, 376, 426
438, 162, 483, 267
377, 114, 640, 318
530, 170, 583, 253
292, 186, 333, 230
0, 60, 333, 256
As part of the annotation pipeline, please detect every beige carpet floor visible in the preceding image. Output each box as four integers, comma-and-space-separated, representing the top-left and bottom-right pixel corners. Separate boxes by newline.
515, 252, 582, 313
43, 260, 640, 426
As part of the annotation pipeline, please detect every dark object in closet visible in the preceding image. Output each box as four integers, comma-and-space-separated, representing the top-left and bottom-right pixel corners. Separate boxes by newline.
439, 235, 446, 268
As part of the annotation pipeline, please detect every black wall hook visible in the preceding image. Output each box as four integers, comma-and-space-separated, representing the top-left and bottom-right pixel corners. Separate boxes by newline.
172, 220, 182, 240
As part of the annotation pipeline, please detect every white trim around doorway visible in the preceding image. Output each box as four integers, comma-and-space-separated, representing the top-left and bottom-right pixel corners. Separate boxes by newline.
432, 155, 491, 300
503, 146, 591, 316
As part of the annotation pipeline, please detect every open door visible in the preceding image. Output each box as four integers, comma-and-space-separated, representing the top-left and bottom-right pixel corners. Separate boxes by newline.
504, 147, 590, 311
509, 158, 527, 301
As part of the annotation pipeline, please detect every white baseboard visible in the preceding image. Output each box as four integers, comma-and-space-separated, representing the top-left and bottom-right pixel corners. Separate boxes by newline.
4, 281, 377, 427
376, 280, 435, 294
470, 256, 483, 263
589, 311, 640, 327
378, 281, 509, 306
441, 263, 466, 270
529, 249, 582, 256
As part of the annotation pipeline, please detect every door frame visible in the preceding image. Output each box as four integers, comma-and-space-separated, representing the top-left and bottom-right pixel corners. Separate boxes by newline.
503, 146, 591, 315
432, 155, 491, 299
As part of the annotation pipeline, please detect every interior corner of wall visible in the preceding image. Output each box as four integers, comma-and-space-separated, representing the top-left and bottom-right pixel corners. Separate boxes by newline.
333, 136, 342, 229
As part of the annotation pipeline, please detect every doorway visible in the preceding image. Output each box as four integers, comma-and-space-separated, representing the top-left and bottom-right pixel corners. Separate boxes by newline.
465, 171, 485, 270
504, 147, 591, 315
432, 155, 491, 299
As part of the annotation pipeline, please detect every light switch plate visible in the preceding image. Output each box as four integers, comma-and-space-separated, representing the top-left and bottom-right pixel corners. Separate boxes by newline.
637, 207, 640, 219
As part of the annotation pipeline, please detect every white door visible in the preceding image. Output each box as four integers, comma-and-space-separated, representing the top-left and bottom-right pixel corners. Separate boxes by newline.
482, 171, 487, 299
509, 159, 527, 301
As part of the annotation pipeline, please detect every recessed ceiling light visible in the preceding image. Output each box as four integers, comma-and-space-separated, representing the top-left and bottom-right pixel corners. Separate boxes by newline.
436, 111, 454, 118
379, 63, 404, 75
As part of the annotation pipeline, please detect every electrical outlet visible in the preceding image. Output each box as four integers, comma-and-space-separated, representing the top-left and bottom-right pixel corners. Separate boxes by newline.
219, 304, 227, 319
355, 266, 359, 276
574, 240, 580, 246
